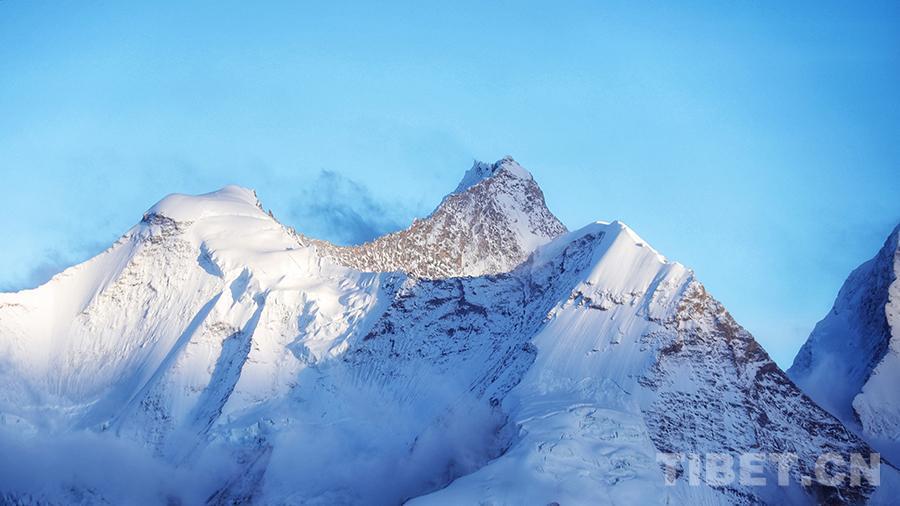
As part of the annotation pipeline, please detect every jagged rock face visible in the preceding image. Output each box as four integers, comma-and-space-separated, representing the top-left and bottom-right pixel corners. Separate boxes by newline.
645, 282, 876, 504
303, 157, 567, 278
789, 225, 900, 461
0, 161, 896, 505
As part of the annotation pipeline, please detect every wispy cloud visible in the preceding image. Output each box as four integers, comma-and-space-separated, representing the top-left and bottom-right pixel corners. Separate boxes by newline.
290, 170, 408, 246
0, 241, 110, 293
21, 252, 71, 290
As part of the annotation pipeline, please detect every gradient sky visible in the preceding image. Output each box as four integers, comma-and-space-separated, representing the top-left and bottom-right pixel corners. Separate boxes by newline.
1, 1, 898, 367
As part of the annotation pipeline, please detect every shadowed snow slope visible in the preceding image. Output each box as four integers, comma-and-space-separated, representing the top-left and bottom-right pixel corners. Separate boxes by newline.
0, 159, 896, 505
789, 225, 900, 463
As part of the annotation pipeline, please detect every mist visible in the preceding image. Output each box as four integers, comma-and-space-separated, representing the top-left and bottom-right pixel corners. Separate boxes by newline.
0, 427, 236, 505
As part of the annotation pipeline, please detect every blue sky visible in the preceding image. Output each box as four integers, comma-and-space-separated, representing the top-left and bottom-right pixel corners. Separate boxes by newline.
1, 1, 898, 367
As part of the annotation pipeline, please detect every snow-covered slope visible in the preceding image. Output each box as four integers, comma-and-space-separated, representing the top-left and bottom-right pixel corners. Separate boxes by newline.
412, 223, 892, 505
0, 159, 895, 505
789, 225, 900, 462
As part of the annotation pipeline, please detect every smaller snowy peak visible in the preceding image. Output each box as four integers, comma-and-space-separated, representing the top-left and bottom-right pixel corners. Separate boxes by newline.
144, 185, 266, 223
526, 220, 684, 302
453, 156, 533, 194
531, 220, 667, 266
788, 222, 900, 460
137, 185, 306, 282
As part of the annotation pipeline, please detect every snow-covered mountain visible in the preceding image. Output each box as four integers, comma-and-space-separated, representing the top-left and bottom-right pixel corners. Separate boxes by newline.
789, 225, 900, 463
0, 158, 895, 505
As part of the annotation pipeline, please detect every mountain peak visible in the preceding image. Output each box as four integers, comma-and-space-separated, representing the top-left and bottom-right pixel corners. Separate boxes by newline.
144, 185, 264, 223
310, 157, 566, 278
453, 156, 533, 194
